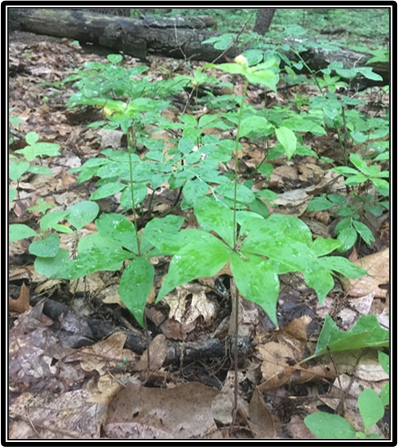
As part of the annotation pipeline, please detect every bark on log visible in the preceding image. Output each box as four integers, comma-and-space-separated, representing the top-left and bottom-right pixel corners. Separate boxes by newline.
9, 8, 388, 88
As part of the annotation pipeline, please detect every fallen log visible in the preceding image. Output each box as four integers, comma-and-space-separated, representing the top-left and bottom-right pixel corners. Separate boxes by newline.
9, 8, 388, 87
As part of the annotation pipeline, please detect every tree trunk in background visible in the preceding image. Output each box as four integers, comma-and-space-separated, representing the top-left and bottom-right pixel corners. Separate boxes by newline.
253, 8, 276, 35
87, 8, 131, 17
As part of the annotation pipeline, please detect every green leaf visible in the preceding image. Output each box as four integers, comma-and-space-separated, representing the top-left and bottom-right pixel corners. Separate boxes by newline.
337, 226, 357, 252
307, 196, 333, 212
304, 413, 356, 439
321, 256, 367, 278
40, 210, 69, 232
96, 213, 138, 254
120, 183, 148, 210
107, 54, 123, 64
352, 220, 375, 245
62, 247, 132, 280
217, 63, 246, 75
314, 314, 389, 357
356, 67, 383, 81
34, 248, 72, 277
371, 178, 389, 196
51, 224, 74, 234
194, 196, 234, 247
246, 70, 279, 90
29, 233, 60, 257
9, 161, 30, 181
119, 257, 154, 327
380, 383, 389, 406
378, 351, 389, 375
216, 182, 256, 204
9, 189, 17, 203
275, 126, 297, 159
67, 201, 99, 230
16, 142, 61, 161
143, 215, 185, 255
27, 166, 53, 176
358, 389, 384, 430
157, 232, 231, 302
9, 224, 38, 242
344, 173, 368, 185
238, 116, 269, 138
249, 197, 270, 218
182, 180, 209, 207
78, 233, 121, 252
312, 238, 342, 256
304, 270, 335, 304
90, 182, 126, 200
231, 252, 279, 326
25, 131, 40, 145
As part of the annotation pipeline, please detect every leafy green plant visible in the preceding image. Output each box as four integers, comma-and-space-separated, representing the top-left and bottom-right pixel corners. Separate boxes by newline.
23, 53, 368, 331
9, 131, 60, 242
304, 315, 389, 439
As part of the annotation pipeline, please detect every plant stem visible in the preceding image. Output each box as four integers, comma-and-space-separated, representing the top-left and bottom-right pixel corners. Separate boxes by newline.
127, 123, 141, 256
233, 80, 249, 248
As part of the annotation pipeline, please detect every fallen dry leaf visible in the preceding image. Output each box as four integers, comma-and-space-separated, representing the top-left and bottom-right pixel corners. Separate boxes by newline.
341, 248, 389, 297
104, 382, 219, 439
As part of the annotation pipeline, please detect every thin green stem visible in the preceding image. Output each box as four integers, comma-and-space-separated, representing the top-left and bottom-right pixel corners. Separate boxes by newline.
233, 80, 249, 248
127, 123, 141, 256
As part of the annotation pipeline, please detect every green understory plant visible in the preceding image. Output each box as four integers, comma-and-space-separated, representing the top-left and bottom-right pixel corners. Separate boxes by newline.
9, 131, 61, 242
303, 315, 389, 439
14, 54, 369, 330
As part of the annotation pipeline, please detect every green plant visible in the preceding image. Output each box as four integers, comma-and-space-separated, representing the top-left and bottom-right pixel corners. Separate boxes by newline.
15, 53, 369, 330
303, 315, 389, 439
9, 131, 60, 242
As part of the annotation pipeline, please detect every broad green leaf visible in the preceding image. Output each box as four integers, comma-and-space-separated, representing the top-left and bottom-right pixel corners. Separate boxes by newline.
314, 314, 389, 357
378, 351, 389, 375
182, 180, 209, 207
78, 233, 121, 252
337, 226, 357, 252
344, 173, 368, 185
371, 178, 389, 196
90, 182, 126, 200
67, 201, 99, 230
238, 116, 269, 138
312, 238, 342, 256
304, 413, 356, 439
61, 247, 132, 280
350, 153, 369, 173
194, 196, 234, 247
249, 197, 270, 218
119, 257, 154, 327
321, 256, 367, 278
307, 197, 333, 212
107, 54, 123, 64
16, 142, 61, 161
275, 126, 297, 159
51, 224, 74, 234
27, 165, 54, 175
143, 215, 185, 254
358, 389, 384, 431
9, 224, 38, 242
157, 232, 231, 302
25, 131, 40, 145
356, 67, 383, 81
9, 189, 17, 203
120, 183, 148, 210
352, 220, 375, 245
40, 210, 69, 232
96, 213, 138, 254
35, 248, 72, 277
332, 166, 360, 176
380, 383, 389, 406
246, 70, 279, 90
217, 63, 246, 75
216, 182, 256, 204
29, 233, 60, 257
304, 269, 335, 303
9, 161, 30, 181
335, 67, 358, 79
231, 252, 279, 326
242, 49, 263, 66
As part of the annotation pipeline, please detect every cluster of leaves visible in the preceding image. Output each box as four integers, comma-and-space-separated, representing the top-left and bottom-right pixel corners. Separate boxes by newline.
304, 315, 389, 439
10, 38, 390, 328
